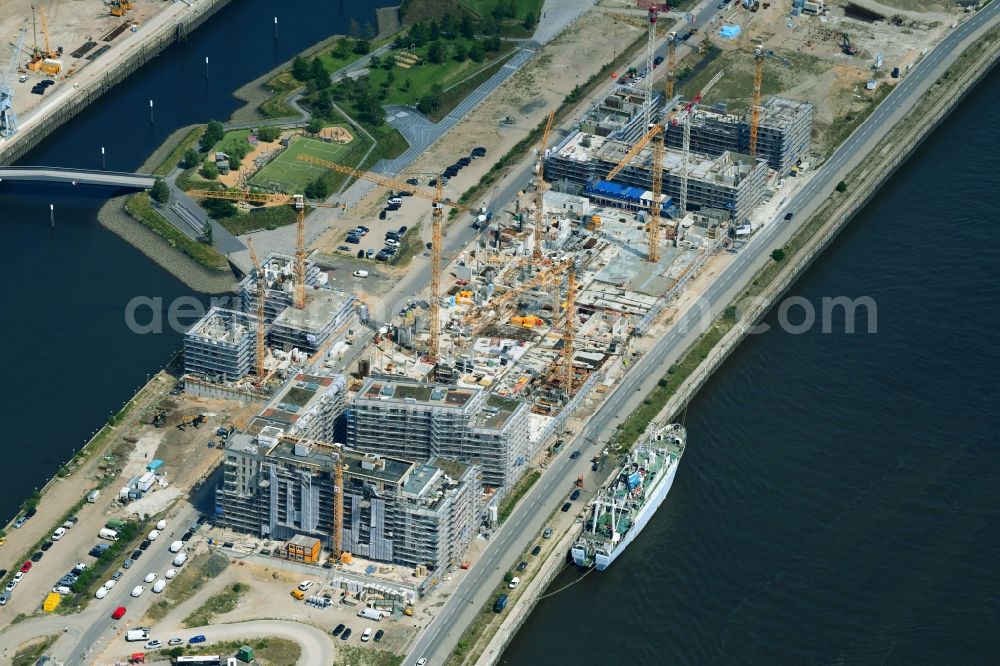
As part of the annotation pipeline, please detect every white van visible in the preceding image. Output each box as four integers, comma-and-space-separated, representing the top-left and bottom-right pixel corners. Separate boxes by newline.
152, 580, 167, 594
168, 540, 184, 553
156, 519, 167, 531
353, 270, 369, 278
172, 552, 188, 567
87, 489, 101, 503
51, 527, 66, 541
94, 587, 108, 599
147, 529, 160, 541
98, 528, 119, 541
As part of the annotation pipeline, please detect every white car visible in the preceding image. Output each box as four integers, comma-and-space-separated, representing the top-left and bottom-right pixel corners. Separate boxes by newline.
164, 569, 177, 579
361, 627, 372, 642
156, 520, 167, 531
131, 586, 144, 597
13, 572, 23, 584
353, 270, 369, 278
95, 587, 108, 599
144, 639, 162, 650
385, 238, 401, 247
144, 572, 158, 583
51, 527, 66, 541
104, 579, 117, 590
168, 638, 183, 646
18, 74, 28, 83
416, 659, 428, 666
298, 580, 313, 592
53, 586, 72, 595
147, 530, 160, 541
508, 577, 520, 589
3, 581, 14, 593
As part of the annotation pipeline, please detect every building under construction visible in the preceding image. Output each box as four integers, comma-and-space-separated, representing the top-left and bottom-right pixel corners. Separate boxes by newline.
216, 431, 481, 570
239, 252, 325, 323
548, 130, 768, 222
249, 371, 348, 443
346, 378, 532, 495
269, 288, 356, 356
183, 307, 259, 381
662, 96, 814, 175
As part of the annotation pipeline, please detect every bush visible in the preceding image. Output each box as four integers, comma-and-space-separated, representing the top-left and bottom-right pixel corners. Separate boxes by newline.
150, 178, 170, 204
199, 120, 225, 152
835, 180, 847, 193
771, 248, 786, 262
304, 176, 331, 200
200, 163, 218, 180
201, 198, 238, 220
256, 126, 280, 143
306, 117, 324, 134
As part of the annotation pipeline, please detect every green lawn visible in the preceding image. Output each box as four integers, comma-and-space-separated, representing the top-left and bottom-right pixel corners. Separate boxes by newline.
460, 0, 542, 17
212, 129, 252, 159
249, 133, 358, 193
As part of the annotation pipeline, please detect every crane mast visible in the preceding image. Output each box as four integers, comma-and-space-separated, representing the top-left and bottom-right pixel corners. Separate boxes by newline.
678, 70, 724, 219
562, 260, 576, 395
293, 194, 306, 309
429, 177, 444, 363
334, 455, 344, 559
749, 46, 764, 157
246, 237, 267, 380
644, 5, 658, 129
666, 31, 677, 99
533, 111, 554, 260
648, 131, 664, 262
0, 29, 25, 138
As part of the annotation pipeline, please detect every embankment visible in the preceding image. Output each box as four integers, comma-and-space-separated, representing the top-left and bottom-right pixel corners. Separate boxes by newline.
475, 22, 1000, 666
0, 0, 232, 166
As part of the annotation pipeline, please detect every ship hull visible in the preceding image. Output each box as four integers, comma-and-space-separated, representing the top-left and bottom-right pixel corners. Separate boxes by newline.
596, 459, 678, 571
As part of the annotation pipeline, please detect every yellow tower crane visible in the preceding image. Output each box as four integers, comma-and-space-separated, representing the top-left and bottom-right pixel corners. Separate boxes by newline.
245, 237, 268, 380
533, 111, 555, 260
295, 154, 470, 364
333, 455, 344, 560
187, 189, 345, 310
606, 121, 666, 262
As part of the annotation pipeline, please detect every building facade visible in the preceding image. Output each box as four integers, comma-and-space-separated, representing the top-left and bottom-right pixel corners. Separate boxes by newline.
184, 307, 258, 381
346, 378, 532, 495
216, 431, 481, 570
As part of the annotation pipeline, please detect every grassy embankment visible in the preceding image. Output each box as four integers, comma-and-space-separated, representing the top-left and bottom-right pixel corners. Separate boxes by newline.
183, 582, 246, 627
124, 192, 229, 271
146, 552, 229, 621
11, 635, 59, 666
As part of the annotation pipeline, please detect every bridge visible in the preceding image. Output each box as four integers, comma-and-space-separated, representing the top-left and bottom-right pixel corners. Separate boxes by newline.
0, 166, 155, 189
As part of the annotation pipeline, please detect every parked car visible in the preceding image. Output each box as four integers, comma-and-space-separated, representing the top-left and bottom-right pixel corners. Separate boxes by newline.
570, 489, 581, 501
145, 639, 162, 650
361, 628, 373, 642
654, 55, 665, 65
531, 545, 541, 556
298, 580, 313, 592
516, 561, 528, 571
188, 634, 207, 644
139, 540, 151, 551
131, 586, 144, 597
332, 624, 346, 636
341, 628, 352, 641
112, 570, 124, 581
353, 270, 369, 278
405, 178, 419, 186
144, 572, 158, 583
112, 606, 126, 620
379, 209, 387, 220
131, 549, 143, 560
570, 450, 581, 459
123, 558, 134, 569
784, 212, 794, 220
95, 587, 108, 599
591, 462, 599, 471
508, 577, 520, 588
457, 157, 471, 166
398, 225, 408, 235
168, 638, 183, 646
374, 629, 384, 642
346, 235, 361, 244
164, 569, 177, 579
20, 561, 32, 572
337, 245, 350, 252
0, 592, 10, 606
40, 541, 53, 551
51, 528, 66, 541
471, 146, 487, 157
543, 528, 554, 539
13, 517, 26, 529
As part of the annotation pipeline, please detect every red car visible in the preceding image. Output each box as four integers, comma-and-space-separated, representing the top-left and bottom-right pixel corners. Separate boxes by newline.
112, 606, 126, 620
20, 561, 31, 573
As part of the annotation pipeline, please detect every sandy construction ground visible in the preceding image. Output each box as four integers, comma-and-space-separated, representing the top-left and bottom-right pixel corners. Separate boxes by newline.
2, 0, 172, 118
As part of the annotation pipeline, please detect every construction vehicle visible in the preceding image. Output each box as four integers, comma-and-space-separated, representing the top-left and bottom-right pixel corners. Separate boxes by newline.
176, 414, 205, 430
841, 33, 858, 56
294, 154, 471, 364
27, 6, 61, 75
187, 190, 344, 310
151, 410, 166, 428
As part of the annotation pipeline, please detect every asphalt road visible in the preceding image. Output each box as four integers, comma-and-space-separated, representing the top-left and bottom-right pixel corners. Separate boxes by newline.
402, 5, 1000, 664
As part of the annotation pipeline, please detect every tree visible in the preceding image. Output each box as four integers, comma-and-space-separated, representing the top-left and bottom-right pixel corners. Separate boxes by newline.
354, 38, 371, 55
256, 126, 280, 142
150, 178, 170, 204
199, 120, 225, 152
430, 20, 440, 41
771, 248, 786, 262
201, 198, 237, 219
410, 22, 428, 47
370, 54, 382, 69
228, 153, 241, 171
292, 55, 310, 82
386, 68, 396, 86
306, 117, 324, 134
331, 40, 348, 59
198, 220, 213, 245
484, 36, 502, 53
469, 42, 486, 63
310, 57, 330, 90
441, 13, 455, 37
835, 180, 847, 193
428, 40, 445, 64
200, 162, 219, 180
355, 89, 385, 126
304, 176, 331, 200
452, 42, 467, 62
480, 16, 498, 36
460, 14, 475, 39
311, 90, 333, 119
523, 11, 538, 31
182, 147, 201, 169
417, 84, 443, 115
402, 78, 412, 92
364, 23, 376, 41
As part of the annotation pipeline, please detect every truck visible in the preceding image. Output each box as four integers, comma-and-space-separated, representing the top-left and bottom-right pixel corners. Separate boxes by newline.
357, 607, 385, 621
126, 628, 150, 642
98, 528, 119, 541
106, 519, 126, 531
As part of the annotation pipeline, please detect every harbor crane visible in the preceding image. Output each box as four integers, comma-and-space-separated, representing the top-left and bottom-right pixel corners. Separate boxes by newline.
188, 189, 345, 310
295, 153, 471, 364
0, 29, 26, 138
533, 110, 554, 259
245, 236, 268, 380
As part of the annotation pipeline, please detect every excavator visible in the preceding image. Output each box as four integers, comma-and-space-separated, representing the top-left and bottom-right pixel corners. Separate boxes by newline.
841, 33, 858, 56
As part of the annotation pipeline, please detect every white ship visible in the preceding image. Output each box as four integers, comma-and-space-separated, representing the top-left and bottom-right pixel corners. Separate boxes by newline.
571, 422, 686, 570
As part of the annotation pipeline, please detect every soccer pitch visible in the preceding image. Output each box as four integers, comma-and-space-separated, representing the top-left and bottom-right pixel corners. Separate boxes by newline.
249, 135, 353, 193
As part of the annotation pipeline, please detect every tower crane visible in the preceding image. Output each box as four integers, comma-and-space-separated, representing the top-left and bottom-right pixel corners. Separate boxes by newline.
677, 69, 723, 216
333, 453, 344, 560
737, 43, 790, 158
295, 154, 471, 364
606, 121, 667, 263
666, 31, 678, 99
0, 29, 26, 139
533, 110, 554, 260
637, 2, 690, 128
245, 236, 268, 380
187, 189, 345, 310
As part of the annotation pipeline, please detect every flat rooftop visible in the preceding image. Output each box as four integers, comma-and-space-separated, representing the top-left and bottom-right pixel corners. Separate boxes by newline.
471, 394, 524, 430
273, 289, 353, 332
255, 372, 342, 428
357, 377, 481, 408
187, 307, 254, 344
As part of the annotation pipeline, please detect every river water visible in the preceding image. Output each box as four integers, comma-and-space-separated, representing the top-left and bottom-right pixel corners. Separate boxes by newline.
502, 70, 1000, 664
0, 0, 392, 522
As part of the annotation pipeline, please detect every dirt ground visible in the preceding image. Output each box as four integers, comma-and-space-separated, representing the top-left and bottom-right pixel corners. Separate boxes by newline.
312, 9, 645, 260
217, 136, 285, 189
684, 0, 961, 156
2, 0, 170, 117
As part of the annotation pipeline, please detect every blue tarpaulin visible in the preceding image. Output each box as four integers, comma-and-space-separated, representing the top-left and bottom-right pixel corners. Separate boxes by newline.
628, 471, 642, 488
